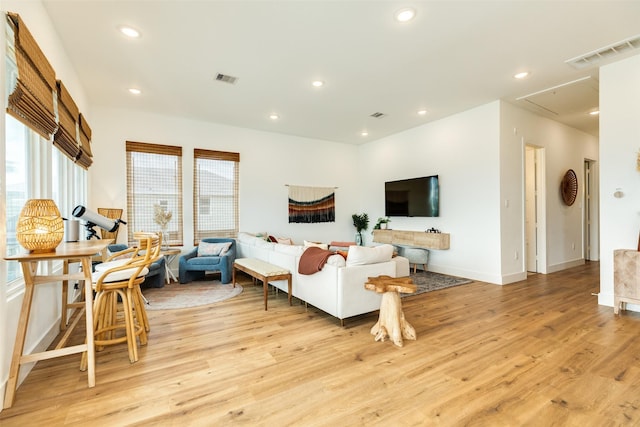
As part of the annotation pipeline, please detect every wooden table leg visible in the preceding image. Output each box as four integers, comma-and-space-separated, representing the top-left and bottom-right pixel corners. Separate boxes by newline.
61, 259, 69, 331
80, 257, 96, 387
232, 266, 237, 288
263, 275, 268, 311
4, 262, 37, 408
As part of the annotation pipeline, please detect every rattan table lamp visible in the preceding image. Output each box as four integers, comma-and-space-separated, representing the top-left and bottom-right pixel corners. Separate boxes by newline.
16, 199, 64, 253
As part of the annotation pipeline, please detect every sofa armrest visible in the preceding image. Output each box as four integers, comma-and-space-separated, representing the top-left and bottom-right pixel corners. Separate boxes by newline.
181, 246, 199, 262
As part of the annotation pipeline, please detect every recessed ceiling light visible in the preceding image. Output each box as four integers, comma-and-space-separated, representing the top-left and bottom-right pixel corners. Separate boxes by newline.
269, 113, 279, 120
589, 110, 600, 116
361, 131, 369, 137
312, 80, 324, 87
417, 109, 428, 115
128, 88, 141, 95
395, 8, 416, 22
514, 71, 530, 79
118, 25, 141, 38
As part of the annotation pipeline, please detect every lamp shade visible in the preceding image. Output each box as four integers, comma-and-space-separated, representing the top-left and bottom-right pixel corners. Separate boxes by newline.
16, 199, 64, 253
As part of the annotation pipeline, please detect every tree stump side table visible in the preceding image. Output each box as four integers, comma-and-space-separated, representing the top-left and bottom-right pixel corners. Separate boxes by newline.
364, 275, 417, 347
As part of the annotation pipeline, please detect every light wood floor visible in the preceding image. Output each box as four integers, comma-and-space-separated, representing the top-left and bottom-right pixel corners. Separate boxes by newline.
2, 262, 640, 426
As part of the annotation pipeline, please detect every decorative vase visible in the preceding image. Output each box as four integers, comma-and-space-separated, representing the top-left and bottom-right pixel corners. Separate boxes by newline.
355, 232, 363, 246
381, 223, 388, 230
161, 229, 169, 249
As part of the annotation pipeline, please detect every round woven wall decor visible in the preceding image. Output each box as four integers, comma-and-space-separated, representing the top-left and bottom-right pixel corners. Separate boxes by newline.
561, 169, 578, 206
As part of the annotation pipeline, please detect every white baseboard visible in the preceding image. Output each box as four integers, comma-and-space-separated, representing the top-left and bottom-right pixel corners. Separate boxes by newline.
547, 258, 585, 273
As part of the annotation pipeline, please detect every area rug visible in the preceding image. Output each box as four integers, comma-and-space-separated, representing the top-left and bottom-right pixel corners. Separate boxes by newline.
403, 270, 472, 297
142, 282, 243, 310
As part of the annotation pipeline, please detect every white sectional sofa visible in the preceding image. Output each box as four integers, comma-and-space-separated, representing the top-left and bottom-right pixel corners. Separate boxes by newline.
235, 232, 410, 323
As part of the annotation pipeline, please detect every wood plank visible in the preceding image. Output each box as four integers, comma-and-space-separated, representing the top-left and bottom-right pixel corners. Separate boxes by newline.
4, 263, 640, 426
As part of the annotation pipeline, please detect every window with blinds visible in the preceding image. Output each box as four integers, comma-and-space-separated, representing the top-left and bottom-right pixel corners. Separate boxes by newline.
193, 149, 239, 244
126, 141, 183, 246
6, 13, 94, 169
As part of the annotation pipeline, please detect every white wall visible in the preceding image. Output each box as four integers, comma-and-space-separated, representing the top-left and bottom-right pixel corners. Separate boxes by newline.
500, 101, 599, 281
89, 107, 361, 247
599, 54, 640, 310
358, 102, 504, 283
1, 0, 89, 409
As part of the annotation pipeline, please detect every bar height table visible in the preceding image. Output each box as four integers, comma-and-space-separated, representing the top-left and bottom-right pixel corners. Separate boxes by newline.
3, 239, 112, 408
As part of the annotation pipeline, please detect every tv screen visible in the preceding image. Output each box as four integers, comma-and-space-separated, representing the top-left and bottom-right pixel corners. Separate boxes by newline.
385, 175, 439, 217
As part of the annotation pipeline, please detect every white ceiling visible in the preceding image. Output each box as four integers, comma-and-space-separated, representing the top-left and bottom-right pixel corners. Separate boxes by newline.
40, 1, 640, 144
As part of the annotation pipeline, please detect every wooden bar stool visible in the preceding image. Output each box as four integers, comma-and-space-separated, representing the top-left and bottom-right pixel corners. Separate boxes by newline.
81, 233, 161, 370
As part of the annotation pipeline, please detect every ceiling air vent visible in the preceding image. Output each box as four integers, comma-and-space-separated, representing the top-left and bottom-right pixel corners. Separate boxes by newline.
370, 112, 386, 118
566, 34, 640, 69
215, 73, 238, 84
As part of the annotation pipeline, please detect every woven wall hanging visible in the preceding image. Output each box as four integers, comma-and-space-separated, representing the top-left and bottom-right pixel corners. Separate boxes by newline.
561, 169, 578, 206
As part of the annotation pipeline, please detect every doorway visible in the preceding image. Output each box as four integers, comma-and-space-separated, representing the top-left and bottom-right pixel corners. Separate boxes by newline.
525, 145, 546, 273
583, 159, 597, 261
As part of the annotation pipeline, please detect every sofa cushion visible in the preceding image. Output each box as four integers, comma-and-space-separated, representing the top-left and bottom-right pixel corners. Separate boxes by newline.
304, 240, 329, 250
274, 243, 305, 256
92, 266, 149, 283
94, 259, 131, 272
188, 256, 223, 266
198, 241, 232, 257
346, 244, 394, 266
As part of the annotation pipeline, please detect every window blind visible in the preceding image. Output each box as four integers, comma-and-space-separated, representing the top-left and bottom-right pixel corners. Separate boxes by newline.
126, 141, 183, 246
53, 80, 80, 162
193, 149, 239, 244
6, 13, 94, 169
76, 113, 93, 168
6, 13, 57, 140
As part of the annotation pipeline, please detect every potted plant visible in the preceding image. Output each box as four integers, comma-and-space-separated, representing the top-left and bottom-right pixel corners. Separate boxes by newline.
352, 213, 369, 246
373, 217, 391, 230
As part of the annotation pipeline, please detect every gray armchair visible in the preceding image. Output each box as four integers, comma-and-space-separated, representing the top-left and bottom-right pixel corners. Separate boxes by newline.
179, 238, 236, 284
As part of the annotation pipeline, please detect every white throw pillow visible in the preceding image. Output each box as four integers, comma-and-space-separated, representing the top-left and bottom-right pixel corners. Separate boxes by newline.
326, 254, 346, 267
198, 241, 232, 257
346, 244, 394, 266
276, 236, 294, 245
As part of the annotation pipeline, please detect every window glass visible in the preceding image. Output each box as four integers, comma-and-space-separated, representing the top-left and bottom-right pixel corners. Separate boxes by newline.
5, 115, 29, 283
193, 150, 239, 243
4, 115, 87, 287
126, 142, 183, 246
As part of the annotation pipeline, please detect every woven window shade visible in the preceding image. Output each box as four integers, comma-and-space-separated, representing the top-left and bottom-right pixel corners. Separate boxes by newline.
126, 141, 183, 246
193, 149, 240, 244
76, 113, 93, 168
6, 13, 58, 140
53, 80, 80, 162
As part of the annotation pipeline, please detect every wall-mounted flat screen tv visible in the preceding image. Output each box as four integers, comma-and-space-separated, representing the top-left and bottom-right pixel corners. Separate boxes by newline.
385, 175, 439, 217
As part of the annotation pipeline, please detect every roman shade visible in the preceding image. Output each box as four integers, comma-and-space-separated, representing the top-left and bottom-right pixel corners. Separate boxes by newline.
6, 12, 94, 169
6, 12, 57, 140
77, 114, 93, 168
53, 80, 80, 162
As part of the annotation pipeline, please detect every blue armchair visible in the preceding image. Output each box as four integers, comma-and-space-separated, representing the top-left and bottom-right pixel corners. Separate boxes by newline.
179, 238, 236, 284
